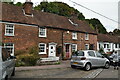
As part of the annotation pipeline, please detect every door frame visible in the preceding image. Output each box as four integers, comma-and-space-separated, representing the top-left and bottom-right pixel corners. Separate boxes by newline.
48, 42, 57, 57
64, 43, 72, 59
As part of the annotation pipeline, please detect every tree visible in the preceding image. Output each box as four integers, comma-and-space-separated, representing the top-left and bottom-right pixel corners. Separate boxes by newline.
86, 18, 107, 34
113, 29, 120, 35
15, 2, 23, 6
34, 2, 85, 20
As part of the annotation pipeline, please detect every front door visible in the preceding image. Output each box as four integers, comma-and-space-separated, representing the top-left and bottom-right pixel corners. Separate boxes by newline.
49, 44, 56, 57
65, 44, 70, 58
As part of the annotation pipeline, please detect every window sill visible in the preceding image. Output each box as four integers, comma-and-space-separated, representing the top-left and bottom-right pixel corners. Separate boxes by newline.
39, 36, 47, 38
72, 38, 77, 40
39, 52, 47, 55
4, 34, 14, 37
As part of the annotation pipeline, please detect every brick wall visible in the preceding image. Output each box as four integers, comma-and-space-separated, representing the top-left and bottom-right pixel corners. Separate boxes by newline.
2, 23, 97, 59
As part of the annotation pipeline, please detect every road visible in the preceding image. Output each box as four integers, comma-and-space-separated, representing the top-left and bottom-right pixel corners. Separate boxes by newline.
95, 66, 119, 78
12, 67, 96, 78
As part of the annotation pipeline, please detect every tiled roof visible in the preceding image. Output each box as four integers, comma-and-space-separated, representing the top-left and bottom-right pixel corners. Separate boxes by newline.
0, 2, 97, 34
98, 34, 120, 43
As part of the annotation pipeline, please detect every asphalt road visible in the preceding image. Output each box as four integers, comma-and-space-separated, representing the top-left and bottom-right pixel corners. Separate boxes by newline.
95, 66, 119, 78
12, 67, 96, 78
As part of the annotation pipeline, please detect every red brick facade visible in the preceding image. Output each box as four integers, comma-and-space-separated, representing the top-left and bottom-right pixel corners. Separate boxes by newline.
1, 23, 97, 59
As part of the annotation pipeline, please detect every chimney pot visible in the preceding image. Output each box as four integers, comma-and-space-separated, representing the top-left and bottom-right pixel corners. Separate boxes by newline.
23, 1, 33, 15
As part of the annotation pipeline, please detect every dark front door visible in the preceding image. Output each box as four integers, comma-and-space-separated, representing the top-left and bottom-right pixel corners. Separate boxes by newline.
89, 44, 94, 50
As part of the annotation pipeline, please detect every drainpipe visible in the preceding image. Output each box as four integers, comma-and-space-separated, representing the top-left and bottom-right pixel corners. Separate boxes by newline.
62, 31, 64, 60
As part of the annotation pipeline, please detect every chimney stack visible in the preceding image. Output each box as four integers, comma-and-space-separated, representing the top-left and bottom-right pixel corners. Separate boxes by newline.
23, 0, 33, 15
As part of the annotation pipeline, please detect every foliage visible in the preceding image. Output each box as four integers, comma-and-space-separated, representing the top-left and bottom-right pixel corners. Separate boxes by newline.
34, 2, 85, 20
98, 48, 105, 54
15, 54, 40, 66
86, 18, 107, 34
15, 2, 23, 6
113, 29, 120, 36
15, 46, 40, 67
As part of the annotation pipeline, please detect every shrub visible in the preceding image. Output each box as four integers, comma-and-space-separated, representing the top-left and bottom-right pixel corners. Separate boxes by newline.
15, 46, 40, 67
15, 54, 40, 66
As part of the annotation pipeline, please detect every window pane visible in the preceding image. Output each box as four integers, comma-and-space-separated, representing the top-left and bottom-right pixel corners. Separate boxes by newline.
4, 43, 14, 55
39, 44, 45, 53
85, 44, 89, 50
96, 52, 102, 58
72, 32, 77, 39
5, 24, 14, 35
88, 51, 95, 57
39, 27, 46, 37
72, 44, 77, 52
75, 51, 84, 56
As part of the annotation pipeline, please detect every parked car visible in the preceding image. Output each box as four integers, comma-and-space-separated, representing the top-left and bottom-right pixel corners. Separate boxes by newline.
70, 50, 110, 71
109, 50, 120, 66
0, 46, 16, 80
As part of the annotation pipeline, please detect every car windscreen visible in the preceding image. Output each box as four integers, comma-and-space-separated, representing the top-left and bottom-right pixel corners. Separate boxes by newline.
72, 51, 84, 56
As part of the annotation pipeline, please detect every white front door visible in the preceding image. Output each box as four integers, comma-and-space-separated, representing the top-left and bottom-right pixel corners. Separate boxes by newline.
49, 44, 56, 57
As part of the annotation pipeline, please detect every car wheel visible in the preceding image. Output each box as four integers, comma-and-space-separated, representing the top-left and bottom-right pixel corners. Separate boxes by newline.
71, 65, 76, 68
104, 62, 110, 69
5, 76, 8, 80
11, 68, 15, 76
84, 63, 91, 71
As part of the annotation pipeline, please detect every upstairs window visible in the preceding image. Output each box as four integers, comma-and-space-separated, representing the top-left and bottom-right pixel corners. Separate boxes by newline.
72, 44, 77, 52
4, 43, 14, 56
5, 24, 14, 36
39, 27, 47, 37
85, 33, 89, 40
72, 32, 77, 39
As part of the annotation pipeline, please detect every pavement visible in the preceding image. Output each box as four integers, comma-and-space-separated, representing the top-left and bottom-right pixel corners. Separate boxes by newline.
15, 60, 71, 71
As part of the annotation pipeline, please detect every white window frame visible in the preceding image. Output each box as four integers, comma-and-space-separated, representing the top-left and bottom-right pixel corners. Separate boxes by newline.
4, 43, 14, 56
85, 44, 89, 50
85, 33, 89, 40
39, 27, 47, 37
72, 44, 77, 52
39, 43, 46, 54
5, 24, 14, 36
72, 32, 77, 40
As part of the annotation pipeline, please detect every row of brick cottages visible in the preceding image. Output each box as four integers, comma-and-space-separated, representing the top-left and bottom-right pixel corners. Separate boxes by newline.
97, 34, 120, 54
0, 2, 118, 61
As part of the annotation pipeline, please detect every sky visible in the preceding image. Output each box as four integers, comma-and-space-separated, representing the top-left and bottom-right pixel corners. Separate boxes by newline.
14, 0, 120, 32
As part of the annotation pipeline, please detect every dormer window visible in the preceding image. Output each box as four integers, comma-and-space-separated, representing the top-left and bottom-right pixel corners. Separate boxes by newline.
68, 19, 78, 26
72, 32, 77, 40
